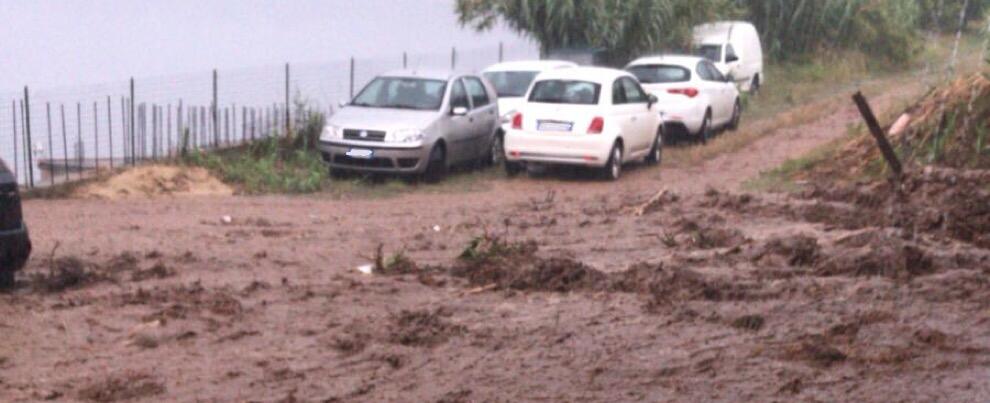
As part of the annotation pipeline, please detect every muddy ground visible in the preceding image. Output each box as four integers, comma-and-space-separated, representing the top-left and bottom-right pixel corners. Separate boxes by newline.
2, 81, 989, 402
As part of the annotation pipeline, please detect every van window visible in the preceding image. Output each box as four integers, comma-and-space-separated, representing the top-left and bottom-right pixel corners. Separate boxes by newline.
463, 77, 490, 108
482, 71, 539, 98
725, 44, 738, 62
696, 44, 722, 63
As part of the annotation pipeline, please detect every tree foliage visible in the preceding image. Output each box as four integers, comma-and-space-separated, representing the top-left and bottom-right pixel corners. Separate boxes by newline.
455, 0, 990, 65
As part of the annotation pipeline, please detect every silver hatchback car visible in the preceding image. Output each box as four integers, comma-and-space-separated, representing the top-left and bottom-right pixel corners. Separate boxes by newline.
318, 70, 500, 180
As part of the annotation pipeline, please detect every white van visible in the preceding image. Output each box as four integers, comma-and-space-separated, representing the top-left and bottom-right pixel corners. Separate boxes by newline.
693, 21, 764, 92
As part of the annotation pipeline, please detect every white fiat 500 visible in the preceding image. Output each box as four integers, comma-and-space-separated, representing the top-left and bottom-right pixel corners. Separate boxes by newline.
626, 55, 740, 143
503, 67, 663, 180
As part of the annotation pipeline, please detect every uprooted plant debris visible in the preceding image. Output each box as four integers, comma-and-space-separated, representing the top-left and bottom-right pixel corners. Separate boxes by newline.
388, 308, 465, 347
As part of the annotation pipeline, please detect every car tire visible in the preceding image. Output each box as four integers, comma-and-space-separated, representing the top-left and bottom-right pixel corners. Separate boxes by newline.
728, 100, 741, 131
423, 144, 447, 183
602, 143, 623, 181
645, 128, 663, 166
504, 161, 523, 177
488, 132, 505, 167
698, 112, 713, 145
0, 271, 14, 289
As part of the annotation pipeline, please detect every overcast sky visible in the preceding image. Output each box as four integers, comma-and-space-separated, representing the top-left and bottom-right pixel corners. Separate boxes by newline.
0, 0, 534, 92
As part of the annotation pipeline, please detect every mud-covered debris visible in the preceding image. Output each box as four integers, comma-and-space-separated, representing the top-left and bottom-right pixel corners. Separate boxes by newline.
612, 263, 750, 304
372, 245, 421, 275
732, 314, 766, 331
786, 336, 847, 368
815, 238, 934, 279
389, 308, 465, 347
675, 218, 748, 249
77, 372, 165, 402
37, 257, 107, 293
130, 263, 175, 282
750, 234, 820, 267
451, 236, 607, 292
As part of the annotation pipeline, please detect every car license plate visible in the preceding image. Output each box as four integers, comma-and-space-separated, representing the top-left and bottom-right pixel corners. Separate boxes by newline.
346, 148, 374, 159
537, 120, 573, 132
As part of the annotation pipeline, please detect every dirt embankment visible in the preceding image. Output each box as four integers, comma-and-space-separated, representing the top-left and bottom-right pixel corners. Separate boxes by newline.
73, 165, 233, 199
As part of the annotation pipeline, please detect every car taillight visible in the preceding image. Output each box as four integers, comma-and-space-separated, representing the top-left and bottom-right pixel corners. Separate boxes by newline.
511, 113, 523, 130
587, 117, 604, 134
668, 88, 699, 98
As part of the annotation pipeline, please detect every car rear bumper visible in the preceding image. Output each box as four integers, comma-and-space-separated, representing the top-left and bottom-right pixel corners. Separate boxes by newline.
504, 130, 613, 167
317, 141, 431, 174
657, 101, 705, 135
0, 223, 31, 272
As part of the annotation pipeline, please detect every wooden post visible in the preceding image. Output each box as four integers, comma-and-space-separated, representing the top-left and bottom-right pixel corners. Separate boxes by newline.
853, 91, 903, 179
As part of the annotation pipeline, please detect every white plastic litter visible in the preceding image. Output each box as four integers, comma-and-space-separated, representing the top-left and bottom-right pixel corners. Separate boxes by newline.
356, 264, 374, 275
432, 225, 441, 232
221, 215, 233, 224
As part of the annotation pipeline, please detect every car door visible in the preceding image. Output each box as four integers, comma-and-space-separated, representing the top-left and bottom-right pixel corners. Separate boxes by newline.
707, 61, 736, 125
610, 79, 636, 160
619, 77, 654, 154
462, 76, 498, 159
697, 61, 731, 125
446, 78, 474, 164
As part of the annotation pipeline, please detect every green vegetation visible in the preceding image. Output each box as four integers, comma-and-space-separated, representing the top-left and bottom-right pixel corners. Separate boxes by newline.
456, 0, 990, 64
182, 112, 328, 194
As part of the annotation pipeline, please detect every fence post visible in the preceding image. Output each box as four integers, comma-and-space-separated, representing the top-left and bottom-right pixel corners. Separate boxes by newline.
92, 101, 98, 172
11, 100, 19, 184
499, 42, 503, 62
167, 104, 172, 158
20, 100, 29, 186
212, 69, 219, 147
451, 47, 456, 69
23, 87, 34, 188
107, 96, 113, 169
284, 63, 291, 135
349, 57, 355, 99
60, 104, 69, 182
129, 78, 135, 165
403, 52, 407, 68
45, 103, 53, 186
152, 105, 158, 160
75, 102, 82, 179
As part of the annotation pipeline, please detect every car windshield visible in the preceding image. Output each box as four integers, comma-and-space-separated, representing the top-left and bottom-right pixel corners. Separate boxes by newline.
527, 80, 601, 105
696, 44, 723, 63
351, 77, 447, 110
626, 64, 691, 84
482, 71, 539, 98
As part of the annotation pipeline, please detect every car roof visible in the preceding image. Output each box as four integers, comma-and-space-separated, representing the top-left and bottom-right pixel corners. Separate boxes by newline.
379, 69, 468, 81
626, 54, 705, 68
482, 60, 577, 73
531, 66, 633, 84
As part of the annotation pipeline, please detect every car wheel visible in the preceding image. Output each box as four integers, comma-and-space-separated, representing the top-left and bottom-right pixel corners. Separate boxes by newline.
728, 100, 741, 131
489, 133, 505, 167
698, 112, 713, 144
423, 145, 447, 183
645, 128, 663, 166
0, 271, 14, 289
602, 143, 623, 181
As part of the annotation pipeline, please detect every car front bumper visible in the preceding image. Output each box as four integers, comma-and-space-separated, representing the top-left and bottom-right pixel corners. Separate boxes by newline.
0, 223, 31, 272
504, 130, 614, 168
317, 140, 432, 174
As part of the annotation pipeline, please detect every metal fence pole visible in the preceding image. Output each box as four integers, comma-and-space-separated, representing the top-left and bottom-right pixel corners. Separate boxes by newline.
107, 96, 113, 169
23, 87, 34, 188
403, 52, 407, 68
11, 100, 19, 184
59, 104, 69, 182
200, 106, 207, 148
499, 42, 504, 62
120, 97, 127, 164
20, 100, 28, 186
451, 47, 456, 69
92, 101, 98, 172
349, 57, 355, 99
212, 69, 219, 148
284, 63, 290, 134
75, 102, 82, 179
45, 103, 53, 186
167, 104, 172, 158
152, 105, 158, 160
129, 78, 135, 165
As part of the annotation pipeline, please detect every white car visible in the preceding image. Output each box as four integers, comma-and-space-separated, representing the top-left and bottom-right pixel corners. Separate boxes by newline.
693, 21, 765, 92
482, 60, 578, 122
626, 55, 740, 143
503, 67, 663, 180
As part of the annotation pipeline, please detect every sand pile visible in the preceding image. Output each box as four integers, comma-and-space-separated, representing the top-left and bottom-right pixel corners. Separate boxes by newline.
74, 165, 233, 199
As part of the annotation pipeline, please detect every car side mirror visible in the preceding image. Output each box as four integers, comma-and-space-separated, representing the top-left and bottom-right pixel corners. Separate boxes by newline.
647, 94, 658, 109
451, 106, 468, 116
726, 55, 739, 63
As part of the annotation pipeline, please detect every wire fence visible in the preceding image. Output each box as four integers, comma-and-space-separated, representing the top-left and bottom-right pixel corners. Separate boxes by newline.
0, 42, 538, 188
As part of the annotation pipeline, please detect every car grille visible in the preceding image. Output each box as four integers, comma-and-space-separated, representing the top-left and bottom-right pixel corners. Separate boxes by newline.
333, 154, 395, 168
343, 129, 387, 142
0, 184, 22, 231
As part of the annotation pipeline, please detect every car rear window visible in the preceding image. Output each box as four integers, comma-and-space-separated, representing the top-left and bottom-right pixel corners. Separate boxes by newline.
626, 65, 691, 84
527, 80, 601, 105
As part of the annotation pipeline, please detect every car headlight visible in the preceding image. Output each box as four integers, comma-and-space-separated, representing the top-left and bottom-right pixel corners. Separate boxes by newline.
387, 129, 424, 143
321, 124, 342, 141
